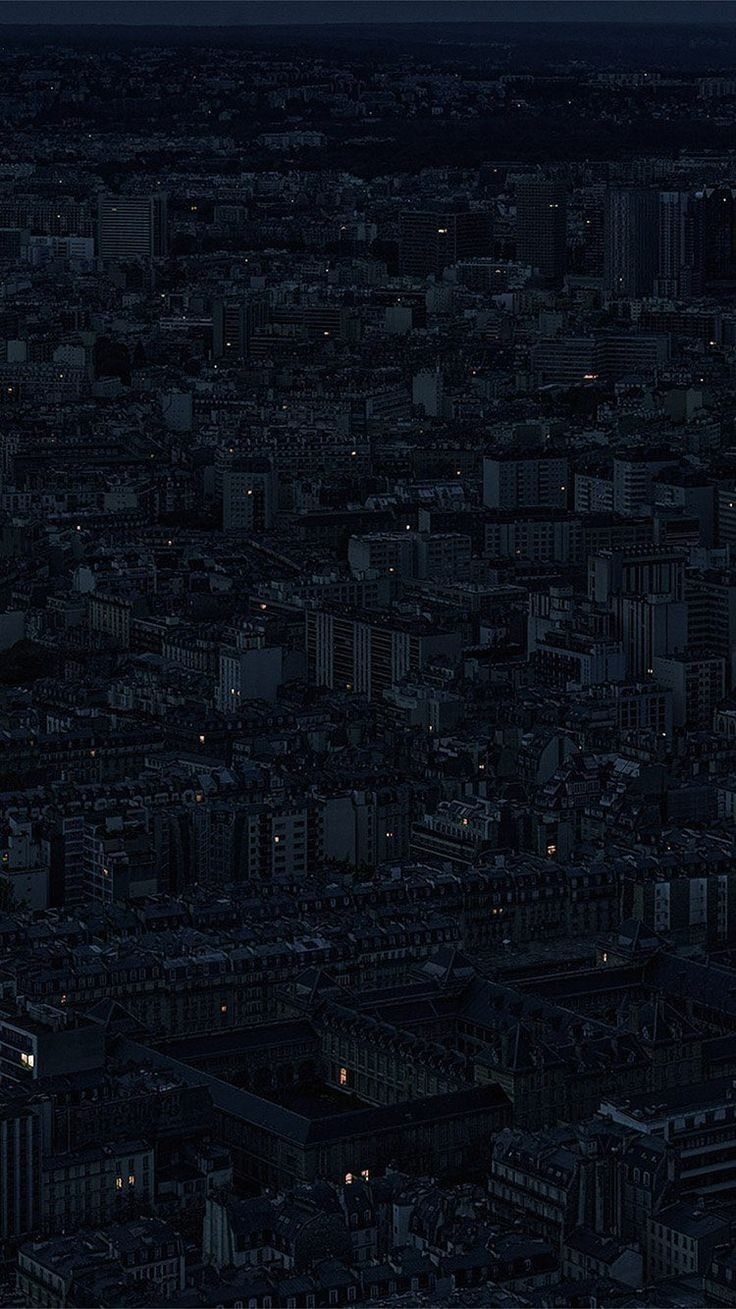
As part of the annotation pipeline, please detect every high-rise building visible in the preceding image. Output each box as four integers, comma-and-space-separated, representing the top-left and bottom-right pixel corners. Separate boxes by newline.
657, 191, 704, 299
685, 567, 736, 686
603, 188, 658, 298
652, 649, 725, 728
97, 193, 168, 261
217, 644, 284, 712
612, 450, 677, 517
514, 175, 567, 285
83, 816, 160, 904
580, 185, 606, 276
616, 594, 688, 679
306, 608, 462, 700
588, 546, 686, 606
699, 186, 736, 282
212, 295, 267, 358
531, 334, 668, 387
219, 456, 276, 533
398, 209, 490, 279
412, 369, 444, 416
0, 1101, 40, 1244
483, 452, 569, 511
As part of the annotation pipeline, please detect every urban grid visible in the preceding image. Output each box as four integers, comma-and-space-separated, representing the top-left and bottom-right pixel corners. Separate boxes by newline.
9, 1, 736, 1305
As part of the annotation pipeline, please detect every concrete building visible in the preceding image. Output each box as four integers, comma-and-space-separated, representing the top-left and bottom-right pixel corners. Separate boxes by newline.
97, 193, 168, 260
603, 187, 659, 298
217, 644, 285, 710
483, 452, 569, 511
0, 1000, 104, 1089
399, 209, 490, 279
306, 608, 463, 701
653, 648, 726, 727
221, 456, 276, 533
514, 175, 567, 286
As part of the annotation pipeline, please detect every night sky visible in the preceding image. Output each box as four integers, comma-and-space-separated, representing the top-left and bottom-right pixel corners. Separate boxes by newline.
4, 0, 736, 25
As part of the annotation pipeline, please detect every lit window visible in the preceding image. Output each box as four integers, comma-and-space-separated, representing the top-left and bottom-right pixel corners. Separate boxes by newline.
361, 1169, 370, 1181
339, 1067, 349, 1087
345, 1172, 354, 1184
116, 1176, 123, 1190
220, 1003, 228, 1014
128, 1174, 135, 1186
20, 1051, 34, 1068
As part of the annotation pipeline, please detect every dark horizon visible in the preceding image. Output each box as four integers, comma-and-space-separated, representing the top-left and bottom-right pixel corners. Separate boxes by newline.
6, 0, 736, 25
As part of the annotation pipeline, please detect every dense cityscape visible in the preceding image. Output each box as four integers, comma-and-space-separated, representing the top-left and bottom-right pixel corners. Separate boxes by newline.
7, 3, 736, 1305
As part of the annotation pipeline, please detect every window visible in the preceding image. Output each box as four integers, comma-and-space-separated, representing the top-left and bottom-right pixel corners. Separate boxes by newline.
128, 1174, 135, 1186
20, 1052, 34, 1068
339, 1067, 349, 1087
116, 1177, 124, 1190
